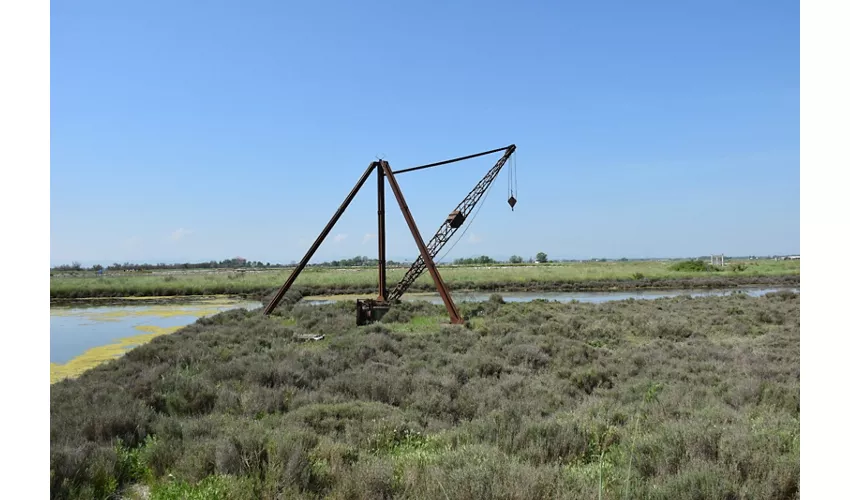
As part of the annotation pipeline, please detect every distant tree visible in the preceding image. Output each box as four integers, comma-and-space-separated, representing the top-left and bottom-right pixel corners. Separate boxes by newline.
71, 261, 82, 270
453, 255, 495, 265
536, 252, 548, 263
91, 264, 103, 272
509, 255, 523, 264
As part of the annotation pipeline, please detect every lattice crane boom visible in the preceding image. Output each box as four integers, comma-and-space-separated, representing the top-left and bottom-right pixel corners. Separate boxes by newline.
386, 144, 516, 302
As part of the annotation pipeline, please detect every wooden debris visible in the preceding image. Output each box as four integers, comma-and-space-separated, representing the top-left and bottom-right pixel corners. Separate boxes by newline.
294, 334, 325, 342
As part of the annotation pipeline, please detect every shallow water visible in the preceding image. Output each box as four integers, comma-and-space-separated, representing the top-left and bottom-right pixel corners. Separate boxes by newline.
302, 286, 800, 306
49, 287, 798, 380
50, 299, 261, 364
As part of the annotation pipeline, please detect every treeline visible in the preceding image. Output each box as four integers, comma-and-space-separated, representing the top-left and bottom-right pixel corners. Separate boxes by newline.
107, 259, 275, 271
51, 256, 402, 273
51, 253, 557, 273
52, 258, 277, 272
455, 252, 549, 265
309, 255, 405, 268
453, 255, 499, 265
316, 254, 552, 267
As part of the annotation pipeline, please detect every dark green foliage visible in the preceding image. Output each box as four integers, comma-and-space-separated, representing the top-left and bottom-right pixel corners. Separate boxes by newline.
150, 475, 254, 500
570, 367, 615, 394
670, 259, 718, 272
51, 293, 799, 499
378, 306, 412, 324
454, 255, 496, 265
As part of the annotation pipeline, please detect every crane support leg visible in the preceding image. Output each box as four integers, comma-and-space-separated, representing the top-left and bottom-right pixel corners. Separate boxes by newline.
377, 166, 387, 301
380, 161, 464, 324
263, 162, 378, 316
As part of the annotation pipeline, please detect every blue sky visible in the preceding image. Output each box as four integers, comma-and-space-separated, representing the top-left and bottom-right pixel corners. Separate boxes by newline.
50, 0, 799, 266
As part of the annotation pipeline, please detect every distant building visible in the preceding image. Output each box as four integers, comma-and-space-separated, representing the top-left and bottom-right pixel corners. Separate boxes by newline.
710, 254, 725, 266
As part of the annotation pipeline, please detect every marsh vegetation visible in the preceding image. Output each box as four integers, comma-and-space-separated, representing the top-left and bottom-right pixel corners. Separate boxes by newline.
50, 291, 799, 499
50, 259, 801, 300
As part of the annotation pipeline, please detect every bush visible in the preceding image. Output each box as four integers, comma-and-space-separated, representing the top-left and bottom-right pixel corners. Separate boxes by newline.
50, 297, 800, 498
570, 368, 614, 394
379, 306, 412, 324
669, 260, 714, 272
488, 293, 506, 305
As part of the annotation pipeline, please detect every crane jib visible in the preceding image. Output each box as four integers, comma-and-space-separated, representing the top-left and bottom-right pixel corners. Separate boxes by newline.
386, 145, 517, 302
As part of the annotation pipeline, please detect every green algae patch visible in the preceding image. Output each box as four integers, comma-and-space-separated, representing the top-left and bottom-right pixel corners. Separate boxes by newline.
84, 306, 227, 321
132, 325, 183, 335
51, 300, 250, 322
52, 294, 243, 304
50, 325, 182, 384
100, 294, 236, 302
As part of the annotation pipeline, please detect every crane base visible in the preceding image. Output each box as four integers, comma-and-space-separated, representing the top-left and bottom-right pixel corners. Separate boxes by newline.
356, 299, 391, 326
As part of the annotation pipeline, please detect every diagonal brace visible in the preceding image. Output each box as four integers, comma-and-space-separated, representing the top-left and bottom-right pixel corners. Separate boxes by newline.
380, 160, 463, 324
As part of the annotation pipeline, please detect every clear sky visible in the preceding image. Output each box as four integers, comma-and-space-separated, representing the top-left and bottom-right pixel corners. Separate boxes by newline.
50, 0, 800, 266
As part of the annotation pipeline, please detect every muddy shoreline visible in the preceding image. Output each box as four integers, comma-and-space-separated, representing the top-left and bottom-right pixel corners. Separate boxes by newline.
50, 274, 799, 307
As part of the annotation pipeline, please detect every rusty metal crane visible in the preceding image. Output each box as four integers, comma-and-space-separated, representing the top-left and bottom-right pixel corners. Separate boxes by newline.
262, 145, 517, 325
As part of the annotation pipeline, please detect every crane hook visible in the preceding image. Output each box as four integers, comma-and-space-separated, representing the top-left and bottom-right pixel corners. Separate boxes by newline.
507, 153, 517, 211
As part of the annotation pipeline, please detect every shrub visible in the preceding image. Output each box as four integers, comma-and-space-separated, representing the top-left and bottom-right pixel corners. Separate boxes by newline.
570, 368, 614, 394
669, 260, 713, 272
50, 297, 800, 498
379, 306, 412, 324
488, 293, 506, 305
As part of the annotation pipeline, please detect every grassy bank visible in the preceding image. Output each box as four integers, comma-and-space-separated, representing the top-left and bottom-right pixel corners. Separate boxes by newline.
50, 260, 800, 299
51, 292, 799, 499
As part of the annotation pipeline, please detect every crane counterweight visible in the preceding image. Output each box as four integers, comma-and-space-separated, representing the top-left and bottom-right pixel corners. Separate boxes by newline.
447, 210, 465, 229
